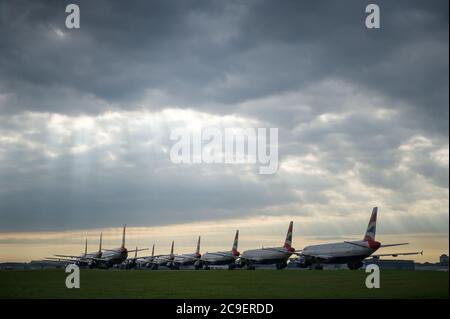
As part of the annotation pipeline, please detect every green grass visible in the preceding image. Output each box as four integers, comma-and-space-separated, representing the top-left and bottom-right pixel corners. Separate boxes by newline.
0, 269, 447, 299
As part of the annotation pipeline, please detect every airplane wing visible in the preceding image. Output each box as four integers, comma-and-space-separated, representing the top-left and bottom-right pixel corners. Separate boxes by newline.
344, 241, 410, 249
380, 243, 409, 248
76, 256, 108, 262
127, 248, 149, 254
101, 248, 149, 253
45, 257, 79, 263
343, 241, 368, 248
371, 251, 423, 258
237, 256, 262, 263
175, 255, 199, 261
54, 254, 83, 259
205, 252, 233, 258
301, 253, 334, 261
262, 247, 287, 253
136, 254, 161, 259
263, 247, 301, 254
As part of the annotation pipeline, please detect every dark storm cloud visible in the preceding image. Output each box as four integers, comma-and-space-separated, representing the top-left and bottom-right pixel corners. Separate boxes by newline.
0, 1, 448, 123
0, 0, 448, 232
0, 0, 242, 113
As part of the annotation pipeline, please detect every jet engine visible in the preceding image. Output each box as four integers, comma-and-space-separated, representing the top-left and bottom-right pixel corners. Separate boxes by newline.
194, 260, 202, 270
235, 258, 246, 268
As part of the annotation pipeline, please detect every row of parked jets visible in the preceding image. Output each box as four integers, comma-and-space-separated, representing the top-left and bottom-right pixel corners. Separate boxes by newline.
47, 207, 422, 270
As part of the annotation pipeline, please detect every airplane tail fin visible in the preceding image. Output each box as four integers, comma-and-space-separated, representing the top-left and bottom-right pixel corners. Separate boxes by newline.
84, 238, 88, 256
363, 207, 378, 241
99, 232, 102, 253
284, 221, 293, 249
170, 241, 174, 255
151, 243, 155, 257
232, 230, 239, 256
195, 236, 201, 256
121, 225, 126, 248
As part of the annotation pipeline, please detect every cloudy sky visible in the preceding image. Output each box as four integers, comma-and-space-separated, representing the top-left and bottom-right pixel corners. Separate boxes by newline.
0, 0, 448, 262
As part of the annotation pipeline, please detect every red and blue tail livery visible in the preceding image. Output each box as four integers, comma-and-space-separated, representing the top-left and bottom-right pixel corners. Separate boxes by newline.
364, 207, 377, 241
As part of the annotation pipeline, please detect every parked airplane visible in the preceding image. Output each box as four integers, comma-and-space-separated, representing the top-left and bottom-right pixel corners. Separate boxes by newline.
151, 241, 175, 270
200, 230, 240, 270
136, 243, 156, 268
120, 246, 148, 269
97, 225, 149, 268
48, 233, 103, 268
72, 225, 147, 269
239, 221, 296, 270
172, 236, 202, 270
293, 207, 422, 270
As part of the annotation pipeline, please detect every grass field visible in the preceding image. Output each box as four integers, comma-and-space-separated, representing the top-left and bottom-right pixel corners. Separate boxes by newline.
0, 269, 447, 299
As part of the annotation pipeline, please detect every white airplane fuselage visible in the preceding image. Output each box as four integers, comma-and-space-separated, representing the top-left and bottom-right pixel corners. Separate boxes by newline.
77, 251, 102, 266
241, 247, 293, 265
173, 253, 200, 266
301, 240, 380, 264
240, 221, 295, 269
85, 251, 102, 259
137, 256, 154, 267
201, 251, 237, 266
99, 248, 128, 267
153, 254, 174, 266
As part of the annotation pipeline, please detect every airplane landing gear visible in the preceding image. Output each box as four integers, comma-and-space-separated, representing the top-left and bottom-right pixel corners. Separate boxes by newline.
314, 265, 323, 270
276, 261, 288, 270
308, 263, 323, 270
347, 261, 364, 270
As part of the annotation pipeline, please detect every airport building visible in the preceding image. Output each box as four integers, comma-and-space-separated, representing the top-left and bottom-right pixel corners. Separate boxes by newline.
28, 260, 65, 270
364, 258, 415, 270
0, 261, 66, 270
0, 262, 29, 270
439, 254, 449, 266
414, 254, 449, 271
